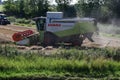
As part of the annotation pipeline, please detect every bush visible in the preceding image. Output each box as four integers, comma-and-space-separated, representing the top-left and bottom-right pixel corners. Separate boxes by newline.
24, 19, 31, 24
15, 18, 36, 27
30, 20, 36, 25
16, 18, 31, 24
7, 16, 16, 23
16, 18, 26, 24
7, 16, 36, 27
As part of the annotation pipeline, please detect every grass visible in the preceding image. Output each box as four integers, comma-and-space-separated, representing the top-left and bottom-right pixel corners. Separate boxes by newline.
100, 32, 120, 38
0, 45, 120, 79
14, 22, 36, 28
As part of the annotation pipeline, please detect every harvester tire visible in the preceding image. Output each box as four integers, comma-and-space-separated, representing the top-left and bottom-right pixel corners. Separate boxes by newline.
72, 39, 83, 46
43, 32, 58, 46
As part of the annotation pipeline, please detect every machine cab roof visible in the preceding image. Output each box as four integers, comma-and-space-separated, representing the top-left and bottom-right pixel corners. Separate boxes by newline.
33, 17, 46, 21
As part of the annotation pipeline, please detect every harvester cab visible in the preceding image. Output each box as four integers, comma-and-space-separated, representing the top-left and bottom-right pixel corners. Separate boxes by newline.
33, 17, 46, 31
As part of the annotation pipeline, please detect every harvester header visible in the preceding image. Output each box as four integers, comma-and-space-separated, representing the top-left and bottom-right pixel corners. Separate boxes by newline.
12, 30, 34, 42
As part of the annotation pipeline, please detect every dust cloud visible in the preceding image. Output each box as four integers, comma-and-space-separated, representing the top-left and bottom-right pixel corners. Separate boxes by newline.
86, 22, 120, 48
98, 23, 120, 34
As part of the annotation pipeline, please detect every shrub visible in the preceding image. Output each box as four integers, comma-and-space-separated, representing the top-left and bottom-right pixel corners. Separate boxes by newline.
24, 19, 31, 24
7, 16, 16, 22
16, 18, 26, 24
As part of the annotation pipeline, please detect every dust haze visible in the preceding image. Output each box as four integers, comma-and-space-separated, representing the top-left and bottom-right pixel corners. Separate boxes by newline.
98, 22, 120, 35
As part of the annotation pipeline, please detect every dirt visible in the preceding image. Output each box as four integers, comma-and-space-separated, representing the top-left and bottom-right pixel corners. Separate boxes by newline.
82, 35, 120, 48
0, 25, 120, 48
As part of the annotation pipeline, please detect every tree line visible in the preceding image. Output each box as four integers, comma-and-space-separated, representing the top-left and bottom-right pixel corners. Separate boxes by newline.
3, 0, 120, 22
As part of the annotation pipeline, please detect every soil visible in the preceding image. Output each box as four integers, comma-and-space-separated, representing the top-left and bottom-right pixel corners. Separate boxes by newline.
0, 25, 120, 48
82, 35, 120, 48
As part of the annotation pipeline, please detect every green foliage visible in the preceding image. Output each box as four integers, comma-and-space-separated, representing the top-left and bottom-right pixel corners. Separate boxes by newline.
75, 0, 104, 18
98, 6, 112, 23
7, 16, 16, 22
0, 5, 3, 11
107, 0, 120, 18
15, 18, 31, 24
15, 18, 35, 27
7, 16, 36, 27
55, 0, 77, 17
75, 0, 120, 20
16, 18, 25, 23
2, 0, 120, 21
0, 45, 120, 79
3, 0, 50, 18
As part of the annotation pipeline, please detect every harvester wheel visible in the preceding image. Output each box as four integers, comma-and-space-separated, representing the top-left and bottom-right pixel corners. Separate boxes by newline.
44, 37, 53, 46
43, 32, 58, 46
72, 39, 83, 46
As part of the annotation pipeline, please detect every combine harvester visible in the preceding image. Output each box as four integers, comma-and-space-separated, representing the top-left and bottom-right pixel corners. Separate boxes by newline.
12, 12, 98, 46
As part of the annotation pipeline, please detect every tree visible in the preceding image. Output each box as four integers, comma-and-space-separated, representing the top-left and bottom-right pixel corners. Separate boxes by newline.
107, 0, 120, 18
75, 0, 105, 18
3, 0, 50, 18
18, 0, 25, 17
55, 0, 77, 17
55, 0, 71, 12
3, 0, 19, 16
36, 0, 50, 16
